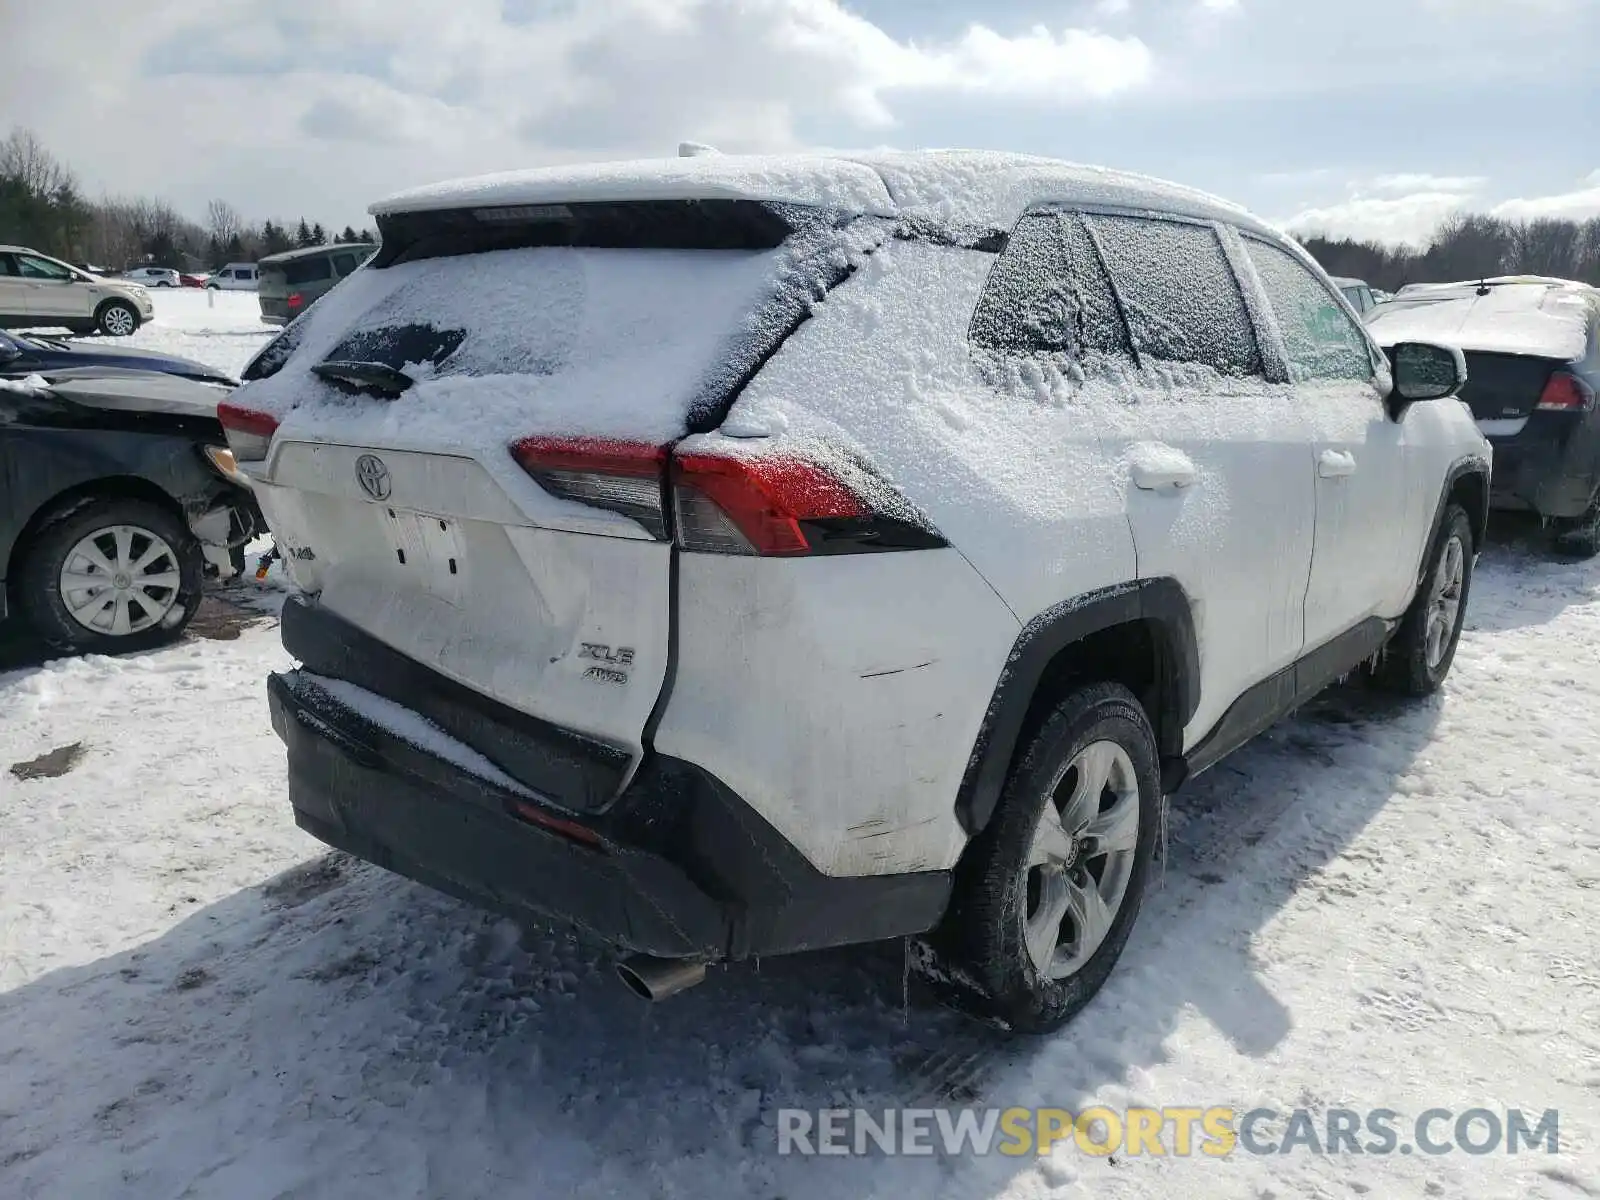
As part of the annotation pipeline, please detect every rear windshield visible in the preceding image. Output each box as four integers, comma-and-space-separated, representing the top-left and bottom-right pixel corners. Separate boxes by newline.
264, 257, 334, 285
238, 200, 885, 441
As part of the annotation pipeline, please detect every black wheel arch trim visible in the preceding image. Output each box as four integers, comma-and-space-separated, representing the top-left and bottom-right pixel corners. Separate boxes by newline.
954, 578, 1199, 835
1424, 455, 1491, 584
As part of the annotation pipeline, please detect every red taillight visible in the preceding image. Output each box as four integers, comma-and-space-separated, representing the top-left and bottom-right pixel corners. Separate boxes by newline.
286, 292, 305, 310
508, 435, 942, 555
1537, 371, 1595, 412
671, 452, 866, 556
510, 436, 668, 539
217, 402, 280, 462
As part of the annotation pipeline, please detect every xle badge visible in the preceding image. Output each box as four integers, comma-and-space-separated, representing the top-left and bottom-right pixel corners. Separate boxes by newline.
580, 643, 635, 685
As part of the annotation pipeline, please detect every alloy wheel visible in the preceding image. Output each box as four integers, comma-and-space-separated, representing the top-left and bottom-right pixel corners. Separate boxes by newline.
1425, 534, 1466, 670
1022, 739, 1142, 980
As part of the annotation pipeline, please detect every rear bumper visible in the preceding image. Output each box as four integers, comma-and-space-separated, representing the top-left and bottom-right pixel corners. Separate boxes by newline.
1486, 411, 1600, 518
269, 670, 727, 957
267, 613, 951, 960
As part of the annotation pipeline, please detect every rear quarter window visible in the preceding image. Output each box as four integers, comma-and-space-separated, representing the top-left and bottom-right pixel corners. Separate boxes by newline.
968, 210, 1132, 363
1087, 214, 1263, 377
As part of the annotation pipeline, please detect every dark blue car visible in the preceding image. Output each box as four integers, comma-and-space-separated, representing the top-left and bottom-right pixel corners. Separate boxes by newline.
0, 328, 236, 386
1, 329, 261, 654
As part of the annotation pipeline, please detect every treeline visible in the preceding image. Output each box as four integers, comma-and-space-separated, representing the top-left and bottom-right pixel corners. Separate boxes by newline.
0, 128, 374, 271
1301, 212, 1600, 292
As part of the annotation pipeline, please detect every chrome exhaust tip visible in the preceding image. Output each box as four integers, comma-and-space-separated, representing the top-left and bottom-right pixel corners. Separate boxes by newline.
616, 955, 707, 1001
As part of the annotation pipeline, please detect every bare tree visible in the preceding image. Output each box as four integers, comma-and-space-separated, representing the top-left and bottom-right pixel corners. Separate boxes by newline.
1512, 218, 1584, 280
206, 198, 243, 247
0, 127, 75, 197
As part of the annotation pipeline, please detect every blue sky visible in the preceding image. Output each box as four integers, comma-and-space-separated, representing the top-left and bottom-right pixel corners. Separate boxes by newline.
7, 0, 1598, 243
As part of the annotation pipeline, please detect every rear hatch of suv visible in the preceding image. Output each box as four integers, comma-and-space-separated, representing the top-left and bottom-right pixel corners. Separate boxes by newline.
225, 195, 893, 812
258, 254, 333, 324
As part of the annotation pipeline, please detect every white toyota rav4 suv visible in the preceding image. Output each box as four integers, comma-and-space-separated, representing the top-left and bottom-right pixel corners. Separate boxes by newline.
223, 152, 1490, 1032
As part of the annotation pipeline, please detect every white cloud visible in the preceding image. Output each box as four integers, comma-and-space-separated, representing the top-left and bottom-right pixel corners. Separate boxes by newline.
3, 0, 1151, 225
1285, 191, 1472, 247
1369, 174, 1485, 195
1283, 170, 1600, 245
1491, 182, 1600, 223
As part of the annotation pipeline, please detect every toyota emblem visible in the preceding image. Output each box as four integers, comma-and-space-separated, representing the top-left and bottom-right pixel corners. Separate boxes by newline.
355, 454, 391, 501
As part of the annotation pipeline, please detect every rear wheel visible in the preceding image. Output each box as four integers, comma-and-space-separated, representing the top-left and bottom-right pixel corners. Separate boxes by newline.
1375, 504, 1473, 696
1553, 494, 1600, 559
17, 497, 203, 654
96, 300, 139, 337
918, 682, 1160, 1033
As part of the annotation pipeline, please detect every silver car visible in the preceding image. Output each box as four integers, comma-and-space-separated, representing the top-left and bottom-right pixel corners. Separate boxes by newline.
0, 246, 155, 337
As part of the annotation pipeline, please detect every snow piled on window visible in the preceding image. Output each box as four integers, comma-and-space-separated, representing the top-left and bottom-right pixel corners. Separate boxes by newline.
1368, 282, 1599, 360
234, 244, 813, 449
1088, 214, 1262, 377
371, 154, 897, 218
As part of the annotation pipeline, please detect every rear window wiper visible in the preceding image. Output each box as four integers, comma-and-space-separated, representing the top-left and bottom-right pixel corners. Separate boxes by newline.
311, 359, 416, 397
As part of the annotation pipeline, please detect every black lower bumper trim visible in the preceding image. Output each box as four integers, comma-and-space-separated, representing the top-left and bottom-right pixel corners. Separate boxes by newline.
279, 595, 631, 812
268, 666, 951, 961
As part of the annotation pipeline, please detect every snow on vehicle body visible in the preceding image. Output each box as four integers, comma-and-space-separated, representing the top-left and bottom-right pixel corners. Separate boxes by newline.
1368, 278, 1600, 555
223, 151, 1490, 1029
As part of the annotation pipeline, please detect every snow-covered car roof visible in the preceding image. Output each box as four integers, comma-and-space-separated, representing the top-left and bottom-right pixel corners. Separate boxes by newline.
370, 150, 1271, 235
1366, 279, 1600, 360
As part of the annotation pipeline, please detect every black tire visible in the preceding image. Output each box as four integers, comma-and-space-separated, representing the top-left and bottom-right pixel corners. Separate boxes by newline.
918, 683, 1161, 1033
96, 300, 140, 337
1374, 504, 1474, 696
1553, 494, 1600, 559
17, 496, 203, 654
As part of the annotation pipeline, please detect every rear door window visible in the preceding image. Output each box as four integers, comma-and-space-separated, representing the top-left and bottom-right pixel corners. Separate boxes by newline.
332, 253, 358, 277
1246, 239, 1374, 381
1086, 214, 1263, 377
969, 210, 1132, 363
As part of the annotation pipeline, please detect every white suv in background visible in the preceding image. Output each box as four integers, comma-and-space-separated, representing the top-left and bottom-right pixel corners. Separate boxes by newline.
123, 266, 181, 288
223, 152, 1490, 1032
0, 246, 155, 337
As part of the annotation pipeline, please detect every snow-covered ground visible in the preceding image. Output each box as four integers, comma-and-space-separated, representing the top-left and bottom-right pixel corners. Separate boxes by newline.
116, 287, 278, 378
2, 300, 1597, 1198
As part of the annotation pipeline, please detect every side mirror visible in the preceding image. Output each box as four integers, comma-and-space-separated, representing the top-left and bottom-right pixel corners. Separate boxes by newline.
1387, 341, 1466, 419
0, 343, 21, 364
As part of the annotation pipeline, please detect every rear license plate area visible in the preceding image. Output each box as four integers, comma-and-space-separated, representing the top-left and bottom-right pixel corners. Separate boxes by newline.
382, 508, 466, 603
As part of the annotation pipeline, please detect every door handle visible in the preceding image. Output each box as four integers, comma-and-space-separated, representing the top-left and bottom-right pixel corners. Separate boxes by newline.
1318, 450, 1357, 479
1131, 447, 1198, 491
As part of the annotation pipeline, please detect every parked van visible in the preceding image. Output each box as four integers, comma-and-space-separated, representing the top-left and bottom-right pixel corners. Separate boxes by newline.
208, 263, 259, 290
256, 244, 375, 325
